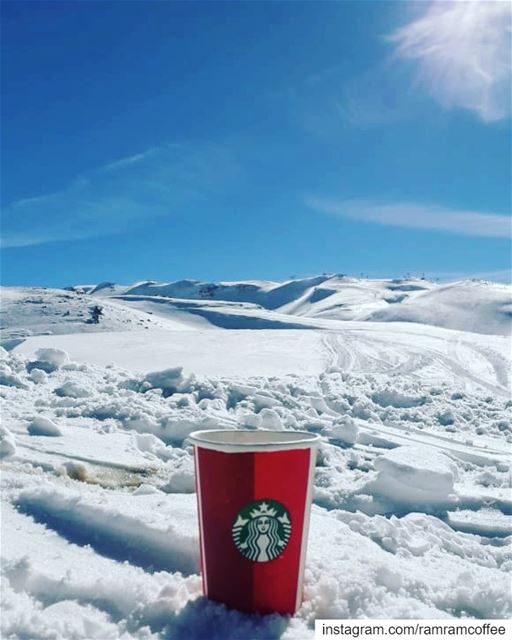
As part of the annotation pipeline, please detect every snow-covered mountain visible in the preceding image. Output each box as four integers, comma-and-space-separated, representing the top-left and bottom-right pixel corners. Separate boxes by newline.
1, 275, 511, 638
2, 275, 511, 345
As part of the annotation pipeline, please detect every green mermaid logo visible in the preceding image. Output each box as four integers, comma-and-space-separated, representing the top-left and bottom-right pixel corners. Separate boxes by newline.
232, 500, 291, 562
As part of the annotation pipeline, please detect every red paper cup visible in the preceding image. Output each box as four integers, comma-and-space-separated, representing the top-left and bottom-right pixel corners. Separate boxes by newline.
189, 429, 320, 615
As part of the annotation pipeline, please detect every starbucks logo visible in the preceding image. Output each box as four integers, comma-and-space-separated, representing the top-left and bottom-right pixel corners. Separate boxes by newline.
232, 499, 291, 562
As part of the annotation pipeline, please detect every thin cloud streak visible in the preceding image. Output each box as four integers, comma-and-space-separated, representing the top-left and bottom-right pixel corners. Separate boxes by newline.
308, 198, 511, 239
1, 143, 241, 248
388, 0, 511, 122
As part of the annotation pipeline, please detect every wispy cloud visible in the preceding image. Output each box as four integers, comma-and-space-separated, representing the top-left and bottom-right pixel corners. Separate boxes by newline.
388, 0, 511, 122
308, 198, 511, 239
337, 61, 422, 128
1, 143, 241, 248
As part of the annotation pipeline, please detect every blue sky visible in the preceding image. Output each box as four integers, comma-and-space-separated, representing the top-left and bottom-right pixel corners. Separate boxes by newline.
1, 0, 511, 286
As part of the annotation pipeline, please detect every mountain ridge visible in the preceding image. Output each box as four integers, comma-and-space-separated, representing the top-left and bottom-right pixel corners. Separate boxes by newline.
2, 274, 511, 342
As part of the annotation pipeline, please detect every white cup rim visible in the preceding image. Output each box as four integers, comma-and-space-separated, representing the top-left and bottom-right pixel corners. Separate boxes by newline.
188, 429, 321, 453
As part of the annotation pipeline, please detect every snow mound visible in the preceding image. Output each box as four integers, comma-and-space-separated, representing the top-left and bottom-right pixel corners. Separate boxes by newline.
0, 363, 28, 389
306, 507, 511, 621
27, 417, 62, 437
54, 381, 91, 398
325, 416, 359, 445
258, 408, 283, 430
122, 276, 333, 310
0, 425, 16, 458
144, 367, 193, 394
366, 281, 512, 336
15, 486, 199, 576
438, 409, 455, 426
1, 582, 121, 640
62, 461, 90, 482
1, 551, 201, 640
116, 276, 511, 335
35, 347, 69, 368
369, 446, 458, 507
372, 389, 426, 409
29, 368, 48, 384
132, 483, 163, 496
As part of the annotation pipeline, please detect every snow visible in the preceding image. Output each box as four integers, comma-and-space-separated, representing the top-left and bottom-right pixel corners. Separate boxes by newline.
27, 416, 63, 437
144, 367, 193, 394
324, 417, 359, 445
0, 425, 16, 458
35, 347, 70, 368
366, 281, 512, 336
305, 509, 511, 620
1, 275, 511, 638
3, 277, 511, 343
29, 368, 48, 384
14, 329, 329, 377
15, 485, 199, 575
258, 407, 284, 430
369, 446, 457, 507
0, 363, 28, 389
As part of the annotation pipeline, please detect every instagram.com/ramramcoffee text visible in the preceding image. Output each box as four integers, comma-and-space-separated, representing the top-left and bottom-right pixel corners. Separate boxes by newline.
315, 620, 511, 640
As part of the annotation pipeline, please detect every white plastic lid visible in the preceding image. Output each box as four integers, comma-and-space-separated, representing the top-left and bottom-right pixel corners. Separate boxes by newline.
188, 429, 321, 453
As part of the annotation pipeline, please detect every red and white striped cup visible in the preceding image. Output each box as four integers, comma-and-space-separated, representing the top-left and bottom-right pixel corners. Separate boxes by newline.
189, 429, 320, 615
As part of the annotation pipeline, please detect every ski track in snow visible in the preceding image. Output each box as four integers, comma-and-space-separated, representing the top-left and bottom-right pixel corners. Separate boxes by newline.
1, 277, 511, 639
322, 330, 509, 396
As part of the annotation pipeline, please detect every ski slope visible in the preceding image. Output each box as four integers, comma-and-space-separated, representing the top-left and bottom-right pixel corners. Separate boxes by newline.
1, 275, 511, 639
13, 321, 509, 394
